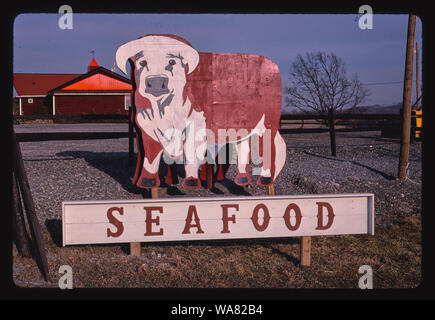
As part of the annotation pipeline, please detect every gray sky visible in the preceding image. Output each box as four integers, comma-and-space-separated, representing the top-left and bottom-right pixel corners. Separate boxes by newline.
13, 13, 423, 111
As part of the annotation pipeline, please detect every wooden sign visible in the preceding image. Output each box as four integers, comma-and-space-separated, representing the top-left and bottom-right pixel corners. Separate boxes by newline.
62, 194, 374, 246
115, 34, 286, 190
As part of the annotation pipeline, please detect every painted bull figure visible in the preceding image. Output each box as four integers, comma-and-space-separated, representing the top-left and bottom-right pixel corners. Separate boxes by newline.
116, 34, 286, 189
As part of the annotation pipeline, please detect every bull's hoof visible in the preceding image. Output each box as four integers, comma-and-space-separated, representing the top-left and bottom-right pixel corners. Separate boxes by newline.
182, 177, 201, 189
234, 173, 251, 186
256, 176, 273, 186
139, 177, 160, 188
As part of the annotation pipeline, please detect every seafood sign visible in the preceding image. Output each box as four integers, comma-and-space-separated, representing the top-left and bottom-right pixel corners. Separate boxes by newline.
115, 34, 286, 189
62, 194, 374, 246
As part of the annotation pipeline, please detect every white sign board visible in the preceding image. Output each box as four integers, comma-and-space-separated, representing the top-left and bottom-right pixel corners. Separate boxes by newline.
62, 194, 374, 246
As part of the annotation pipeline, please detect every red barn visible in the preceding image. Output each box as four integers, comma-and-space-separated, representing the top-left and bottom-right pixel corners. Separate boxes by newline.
14, 58, 132, 116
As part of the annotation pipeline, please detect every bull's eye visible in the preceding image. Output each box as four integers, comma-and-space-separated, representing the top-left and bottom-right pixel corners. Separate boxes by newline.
169, 59, 176, 65
139, 60, 148, 68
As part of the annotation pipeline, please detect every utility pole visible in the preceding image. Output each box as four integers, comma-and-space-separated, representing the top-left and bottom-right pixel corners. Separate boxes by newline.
415, 41, 420, 109
398, 14, 416, 180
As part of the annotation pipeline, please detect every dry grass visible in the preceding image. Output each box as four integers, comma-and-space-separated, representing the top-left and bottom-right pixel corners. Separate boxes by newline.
13, 214, 421, 289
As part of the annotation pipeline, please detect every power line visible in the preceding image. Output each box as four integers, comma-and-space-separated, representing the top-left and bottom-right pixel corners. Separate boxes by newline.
362, 81, 403, 86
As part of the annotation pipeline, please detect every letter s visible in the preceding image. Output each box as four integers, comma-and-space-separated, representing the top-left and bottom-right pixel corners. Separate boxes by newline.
107, 207, 124, 237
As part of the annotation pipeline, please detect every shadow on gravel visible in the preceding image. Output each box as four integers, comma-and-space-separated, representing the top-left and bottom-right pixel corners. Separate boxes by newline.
56, 150, 148, 196
351, 161, 396, 181
303, 151, 396, 181
56, 151, 251, 197
213, 178, 252, 196
45, 219, 63, 248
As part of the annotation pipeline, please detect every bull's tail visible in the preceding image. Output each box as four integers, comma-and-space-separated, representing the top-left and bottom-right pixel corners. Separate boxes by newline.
255, 128, 286, 186
273, 130, 286, 180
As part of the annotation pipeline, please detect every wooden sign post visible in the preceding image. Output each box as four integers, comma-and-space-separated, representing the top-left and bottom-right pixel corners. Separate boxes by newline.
129, 187, 159, 256
300, 236, 311, 267
129, 241, 141, 256
266, 183, 310, 267
12, 130, 49, 281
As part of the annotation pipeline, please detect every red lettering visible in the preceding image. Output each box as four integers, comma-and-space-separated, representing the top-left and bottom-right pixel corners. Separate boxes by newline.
251, 204, 270, 232
144, 206, 164, 236
315, 202, 335, 230
283, 203, 302, 231
221, 204, 239, 233
107, 207, 124, 237
182, 205, 204, 234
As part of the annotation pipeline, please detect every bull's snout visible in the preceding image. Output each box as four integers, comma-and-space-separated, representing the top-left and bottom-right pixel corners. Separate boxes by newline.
145, 76, 170, 97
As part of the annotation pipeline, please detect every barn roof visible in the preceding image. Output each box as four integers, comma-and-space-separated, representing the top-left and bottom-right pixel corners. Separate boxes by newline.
14, 63, 132, 96
14, 73, 81, 96
49, 66, 132, 93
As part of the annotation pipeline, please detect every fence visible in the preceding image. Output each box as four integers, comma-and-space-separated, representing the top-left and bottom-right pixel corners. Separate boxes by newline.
14, 114, 129, 125
15, 112, 402, 141
279, 112, 402, 134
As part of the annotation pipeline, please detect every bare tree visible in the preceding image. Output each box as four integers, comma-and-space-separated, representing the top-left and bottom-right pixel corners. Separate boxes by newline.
285, 52, 370, 117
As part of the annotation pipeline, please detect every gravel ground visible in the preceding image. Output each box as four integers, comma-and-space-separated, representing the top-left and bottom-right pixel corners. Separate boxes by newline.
19, 130, 421, 227
13, 129, 422, 288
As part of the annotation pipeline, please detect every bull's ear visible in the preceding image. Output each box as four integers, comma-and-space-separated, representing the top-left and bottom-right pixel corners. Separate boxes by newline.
184, 50, 199, 75
115, 41, 138, 74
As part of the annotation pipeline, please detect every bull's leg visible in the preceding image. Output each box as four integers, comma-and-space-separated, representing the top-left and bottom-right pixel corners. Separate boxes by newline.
199, 163, 207, 181
256, 129, 275, 186
181, 133, 207, 189
213, 144, 229, 182
182, 163, 202, 188
234, 139, 251, 186
165, 163, 179, 185
136, 131, 164, 189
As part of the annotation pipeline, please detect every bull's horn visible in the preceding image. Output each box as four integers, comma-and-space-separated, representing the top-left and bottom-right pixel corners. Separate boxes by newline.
115, 35, 200, 75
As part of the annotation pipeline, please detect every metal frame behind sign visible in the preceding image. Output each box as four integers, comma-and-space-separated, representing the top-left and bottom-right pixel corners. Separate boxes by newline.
62, 193, 374, 247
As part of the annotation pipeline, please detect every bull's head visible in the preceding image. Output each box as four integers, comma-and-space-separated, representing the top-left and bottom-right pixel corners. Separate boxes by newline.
116, 34, 200, 159
116, 34, 199, 104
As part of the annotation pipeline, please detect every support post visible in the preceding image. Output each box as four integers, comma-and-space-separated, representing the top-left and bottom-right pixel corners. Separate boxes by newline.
267, 184, 275, 196
398, 14, 416, 180
300, 236, 311, 267
328, 108, 336, 157
52, 95, 56, 116
12, 130, 49, 281
12, 171, 31, 258
415, 41, 420, 109
151, 187, 159, 199
129, 242, 141, 257
130, 187, 159, 256
128, 106, 134, 166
